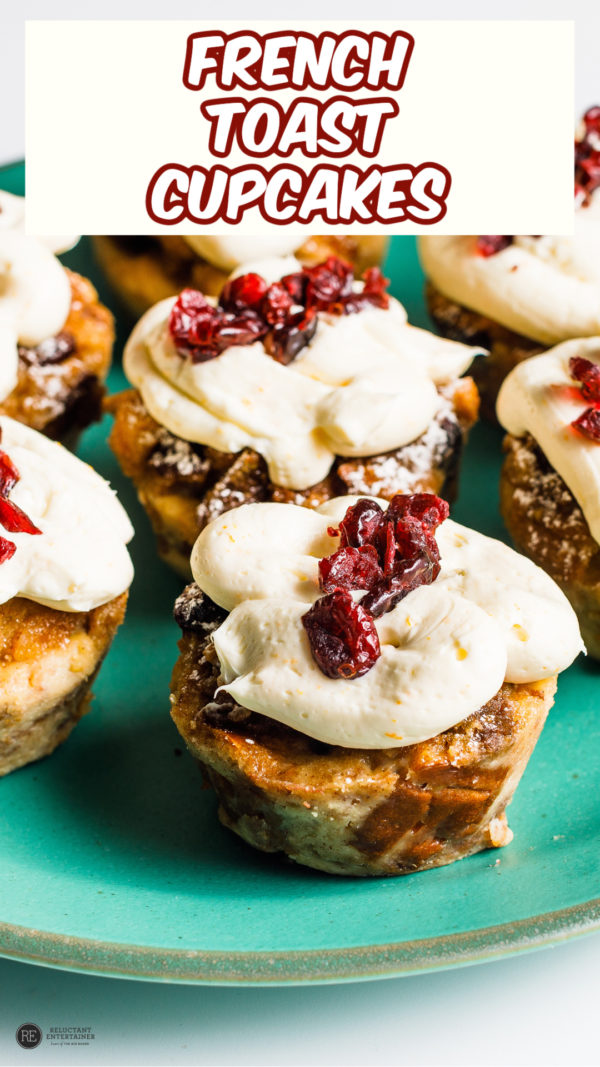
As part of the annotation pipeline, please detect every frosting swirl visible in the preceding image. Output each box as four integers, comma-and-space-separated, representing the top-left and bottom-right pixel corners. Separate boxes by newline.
0, 190, 79, 255
0, 416, 133, 611
190, 497, 582, 748
0, 231, 72, 403
183, 236, 301, 271
418, 191, 600, 345
124, 277, 479, 491
497, 337, 600, 544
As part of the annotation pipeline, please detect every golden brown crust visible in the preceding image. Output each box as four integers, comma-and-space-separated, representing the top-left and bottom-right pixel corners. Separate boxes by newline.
500, 432, 600, 657
0, 270, 114, 443
170, 611, 555, 876
0, 592, 127, 776
425, 282, 543, 422
92, 235, 389, 317
107, 379, 479, 577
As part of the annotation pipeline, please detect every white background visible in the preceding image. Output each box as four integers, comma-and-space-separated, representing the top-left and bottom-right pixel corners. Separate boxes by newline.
1, 3, 599, 1066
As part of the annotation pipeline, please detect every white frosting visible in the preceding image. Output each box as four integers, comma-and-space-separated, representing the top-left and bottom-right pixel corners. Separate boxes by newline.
497, 336, 600, 545
418, 192, 600, 345
183, 236, 300, 271
0, 416, 133, 612
124, 283, 479, 491
0, 231, 72, 403
190, 497, 583, 748
0, 190, 79, 255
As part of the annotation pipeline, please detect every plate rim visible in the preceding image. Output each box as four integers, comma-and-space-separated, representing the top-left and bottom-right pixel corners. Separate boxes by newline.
1, 899, 599, 986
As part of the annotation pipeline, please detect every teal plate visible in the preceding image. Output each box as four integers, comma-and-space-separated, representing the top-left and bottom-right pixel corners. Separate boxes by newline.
0, 163, 599, 985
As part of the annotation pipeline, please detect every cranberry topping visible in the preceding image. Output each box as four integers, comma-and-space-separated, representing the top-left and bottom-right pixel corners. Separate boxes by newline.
169, 257, 391, 366
0, 429, 42, 562
476, 236, 514, 258
569, 356, 600, 401
571, 406, 600, 441
575, 105, 600, 205
302, 590, 381, 679
304, 493, 449, 678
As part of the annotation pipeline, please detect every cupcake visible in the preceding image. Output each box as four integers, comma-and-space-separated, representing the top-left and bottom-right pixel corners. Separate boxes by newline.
498, 336, 600, 658
418, 106, 600, 420
108, 256, 480, 578
0, 229, 114, 444
92, 233, 388, 317
0, 416, 133, 775
170, 492, 582, 876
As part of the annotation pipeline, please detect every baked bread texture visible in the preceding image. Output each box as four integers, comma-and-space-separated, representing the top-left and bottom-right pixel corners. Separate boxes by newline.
500, 432, 600, 658
0, 270, 114, 445
108, 378, 479, 578
171, 587, 555, 877
425, 283, 543, 422
93, 235, 388, 317
0, 593, 127, 776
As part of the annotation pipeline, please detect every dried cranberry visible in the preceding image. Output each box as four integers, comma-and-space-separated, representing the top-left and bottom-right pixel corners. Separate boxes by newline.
337, 498, 386, 549
571, 406, 600, 441
219, 273, 267, 313
388, 493, 450, 529
0, 449, 20, 496
584, 106, 600, 132
304, 256, 354, 312
476, 236, 513, 257
569, 356, 600, 401
18, 331, 76, 367
169, 289, 267, 362
281, 272, 307, 303
263, 308, 317, 365
362, 520, 442, 618
0, 537, 16, 564
319, 545, 382, 594
0, 497, 42, 535
260, 283, 294, 325
302, 590, 381, 678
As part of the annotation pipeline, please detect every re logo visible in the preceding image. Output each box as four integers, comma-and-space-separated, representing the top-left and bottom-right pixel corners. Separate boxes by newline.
15, 1023, 42, 1050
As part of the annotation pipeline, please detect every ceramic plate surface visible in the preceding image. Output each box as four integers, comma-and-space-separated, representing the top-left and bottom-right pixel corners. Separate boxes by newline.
0, 163, 598, 984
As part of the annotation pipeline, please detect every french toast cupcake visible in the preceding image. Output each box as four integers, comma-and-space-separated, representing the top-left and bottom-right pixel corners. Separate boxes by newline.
418, 106, 600, 420
0, 230, 114, 444
171, 492, 582, 876
92, 233, 388, 317
498, 337, 600, 658
0, 415, 133, 775
108, 256, 480, 577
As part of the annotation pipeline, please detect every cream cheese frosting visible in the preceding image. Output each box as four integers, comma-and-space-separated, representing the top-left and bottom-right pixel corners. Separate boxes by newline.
0, 231, 72, 403
0, 416, 133, 612
418, 191, 600, 345
190, 496, 583, 748
0, 190, 79, 255
497, 336, 600, 544
183, 236, 301, 272
124, 280, 480, 491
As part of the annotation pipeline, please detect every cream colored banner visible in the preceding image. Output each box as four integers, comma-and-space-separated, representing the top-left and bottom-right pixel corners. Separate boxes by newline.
25, 20, 574, 235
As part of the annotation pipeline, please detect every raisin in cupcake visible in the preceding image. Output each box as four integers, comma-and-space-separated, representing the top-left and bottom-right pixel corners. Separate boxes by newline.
92, 233, 388, 317
171, 492, 582, 877
0, 415, 133, 775
418, 106, 600, 420
0, 230, 114, 445
497, 336, 600, 658
108, 256, 480, 578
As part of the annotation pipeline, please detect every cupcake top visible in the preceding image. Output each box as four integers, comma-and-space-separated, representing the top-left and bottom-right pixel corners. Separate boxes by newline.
124, 257, 480, 491
498, 337, 600, 544
190, 493, 582, 748
418, 108, 600, 346
0, 416, 133, 612
0, 190, 78, 255
183, 235, 301, 272
0, 230, 73, 402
